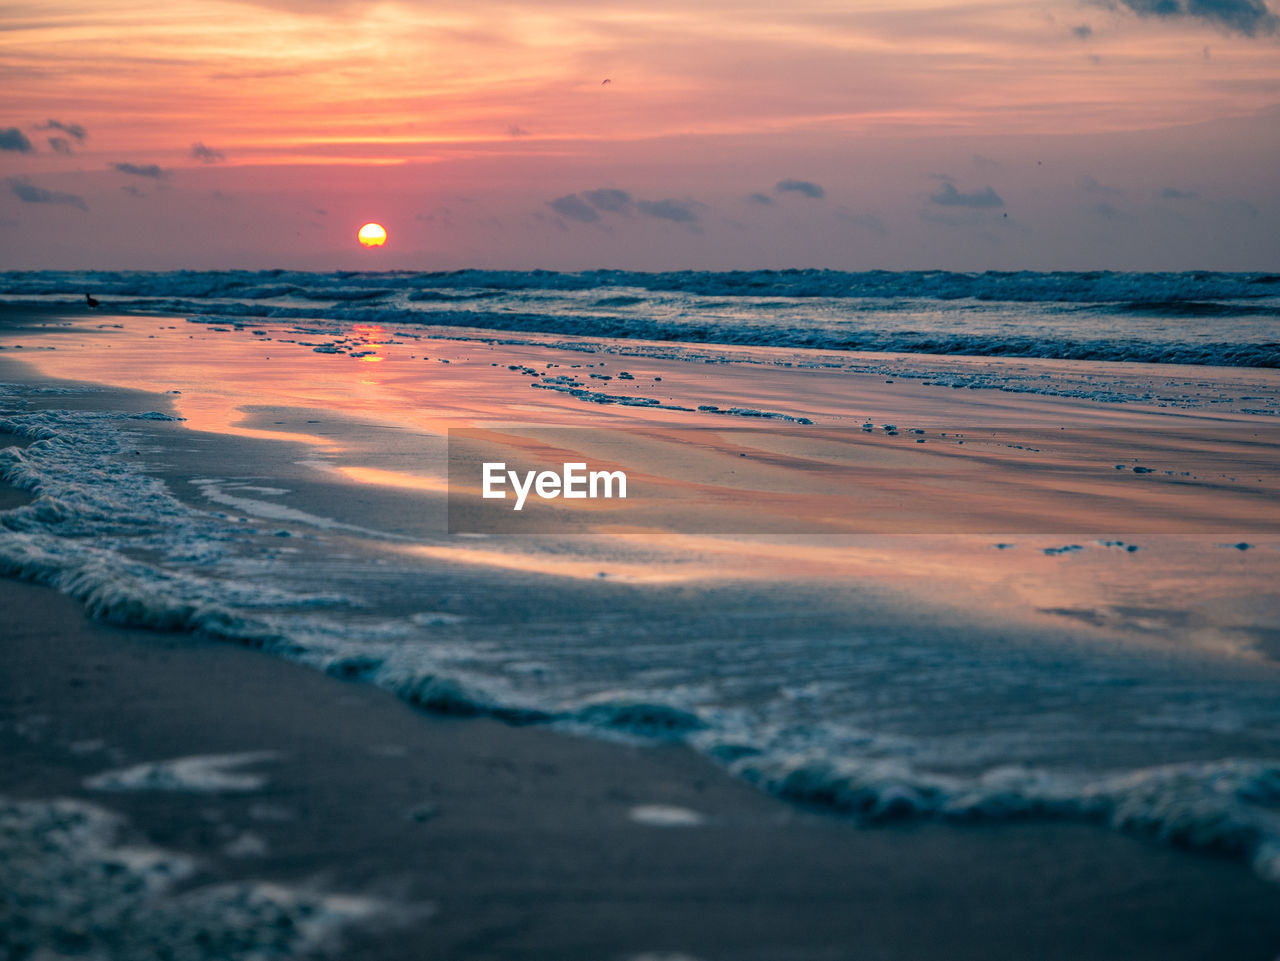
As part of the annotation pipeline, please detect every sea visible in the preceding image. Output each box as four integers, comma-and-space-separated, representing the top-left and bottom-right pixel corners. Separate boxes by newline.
1, 268, 1278, 366
2, 269, 1279, 889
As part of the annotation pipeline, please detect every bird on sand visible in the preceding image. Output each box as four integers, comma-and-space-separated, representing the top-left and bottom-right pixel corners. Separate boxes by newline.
85, 293, 100, 308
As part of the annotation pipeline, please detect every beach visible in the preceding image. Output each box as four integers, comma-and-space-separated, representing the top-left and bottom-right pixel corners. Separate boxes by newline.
2, 294, 1280, 959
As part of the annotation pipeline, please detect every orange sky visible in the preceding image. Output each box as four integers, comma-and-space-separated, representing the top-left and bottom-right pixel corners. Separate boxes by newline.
2, 0, 1279, 268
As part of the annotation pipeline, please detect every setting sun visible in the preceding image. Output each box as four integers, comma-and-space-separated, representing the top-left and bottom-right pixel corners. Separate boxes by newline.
357, 223, 387, 248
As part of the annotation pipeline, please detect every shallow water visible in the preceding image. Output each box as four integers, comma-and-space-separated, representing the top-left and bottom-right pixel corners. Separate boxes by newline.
1, 306, 1279, 886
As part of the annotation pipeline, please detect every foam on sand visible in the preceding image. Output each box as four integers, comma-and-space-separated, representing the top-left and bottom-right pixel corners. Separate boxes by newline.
0, 795, 406, 960
628, 804, 707, 827
84, 751, 279, 793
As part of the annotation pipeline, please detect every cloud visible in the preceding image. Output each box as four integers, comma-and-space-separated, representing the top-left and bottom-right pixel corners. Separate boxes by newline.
1214, 197, 1258, 217
1073, 23, 1094, 38
972, 154, 1001, 169
584, 188, 631, 212
636, 198, 699, 223
190, 141, 225, 163
112, 162, 166, 179
1114, 0, 1277, 37
776, 179, 825, 199
548, 193, 599, 223
506, 124, 529, 137
209, 68, 301, 80
35, 119, 86, 142
548, 190, 697, 226
8, 177, 87, 210
121, 185, 147, 198
929, 182, 1004, 208
747, 192, 774, 206
47, 136, 74, 155
1159, 186, 1199, 199
0, 128, 35, 153
1080, 174, 1123, 195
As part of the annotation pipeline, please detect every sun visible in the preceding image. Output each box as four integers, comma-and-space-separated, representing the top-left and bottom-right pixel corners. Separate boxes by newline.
357, 223, 387, 248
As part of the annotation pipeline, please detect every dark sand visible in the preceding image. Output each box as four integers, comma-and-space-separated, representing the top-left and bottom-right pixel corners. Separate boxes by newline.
4, 572, 1280, 961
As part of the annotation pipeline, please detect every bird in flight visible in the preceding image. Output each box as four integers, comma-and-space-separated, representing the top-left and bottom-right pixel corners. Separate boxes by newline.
601, 78, 611, 85
85, 293, 100, 308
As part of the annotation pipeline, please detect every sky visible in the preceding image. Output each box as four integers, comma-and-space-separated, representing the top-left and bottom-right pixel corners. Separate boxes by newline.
2, 0, 1279, 270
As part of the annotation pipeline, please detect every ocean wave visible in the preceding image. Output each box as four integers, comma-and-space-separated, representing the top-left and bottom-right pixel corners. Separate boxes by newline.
4, 268, 1279, 367
184, 303, 1278, 368
6, 267, 1280, 302
727, 752, 1280, 883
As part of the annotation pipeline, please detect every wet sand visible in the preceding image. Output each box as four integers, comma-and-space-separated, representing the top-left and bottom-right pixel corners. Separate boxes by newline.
2, 307, 1276, 658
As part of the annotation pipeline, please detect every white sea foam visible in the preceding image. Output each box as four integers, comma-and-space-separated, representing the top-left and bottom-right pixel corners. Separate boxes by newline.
726, 753, 1280, 876
84, 752, 279, 793
629, 804, 707, 827
0, 795, 402, 960
222, 831, 270, 858
191, 477, 400, 537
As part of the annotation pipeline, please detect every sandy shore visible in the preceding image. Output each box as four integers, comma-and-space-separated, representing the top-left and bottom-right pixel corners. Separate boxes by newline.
3, 306, 1280, 959
6, 571, 1280, 961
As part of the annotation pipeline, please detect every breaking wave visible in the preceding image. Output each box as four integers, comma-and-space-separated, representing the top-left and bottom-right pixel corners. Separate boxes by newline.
3, 269, 1278, 367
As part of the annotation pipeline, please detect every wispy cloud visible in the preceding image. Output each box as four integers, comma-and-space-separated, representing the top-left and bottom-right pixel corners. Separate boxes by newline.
776, 179, 825, 199
47, 136, 74, 155
929, 182, 1004, 208
8, 177, 87, 210
1091, 201, 1129, 221
548, 193, 599, 223
35, 119, 87, 142
112, 162, 166, 179
506, 124, 529, 137
209, 68, 302, 81
0, 128, 35, 153
1080, 174, 1123, 196
1114, 0, 1277, 37
747, 192, 774, 206
552, 188, 696, 225
1159, 186, 1199, 199
190, 141, 225, 163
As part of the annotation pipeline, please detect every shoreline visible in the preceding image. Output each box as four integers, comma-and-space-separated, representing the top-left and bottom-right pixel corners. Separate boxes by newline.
5, 573, 1280, 960
3, 306, 1280, 958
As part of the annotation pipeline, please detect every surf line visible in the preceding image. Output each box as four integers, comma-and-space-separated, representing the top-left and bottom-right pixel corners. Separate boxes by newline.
482, 462, 627, 511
